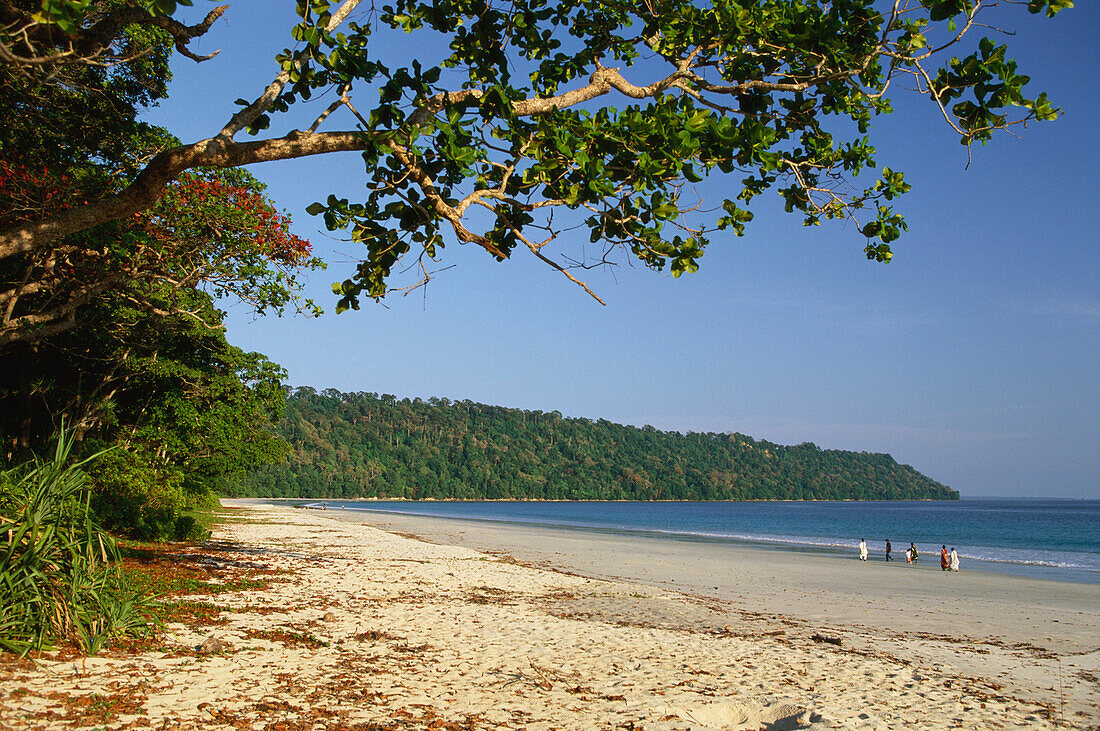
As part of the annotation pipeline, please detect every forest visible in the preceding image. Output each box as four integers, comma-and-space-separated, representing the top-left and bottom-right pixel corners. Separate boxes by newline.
230, 389, 959, 502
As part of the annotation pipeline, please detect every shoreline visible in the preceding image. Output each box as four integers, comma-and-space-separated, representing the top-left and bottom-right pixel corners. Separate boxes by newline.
298, 502, 1100, 653
299, 501, 1100, 725
290, 498, 1099, 585
1, 500, 1096, 729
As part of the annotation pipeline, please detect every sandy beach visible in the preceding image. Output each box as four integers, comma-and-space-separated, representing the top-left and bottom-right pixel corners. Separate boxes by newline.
1, 500, 1096, 730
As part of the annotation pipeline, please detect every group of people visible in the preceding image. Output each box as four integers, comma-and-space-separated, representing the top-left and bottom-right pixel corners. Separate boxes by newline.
858, 538, 959, 571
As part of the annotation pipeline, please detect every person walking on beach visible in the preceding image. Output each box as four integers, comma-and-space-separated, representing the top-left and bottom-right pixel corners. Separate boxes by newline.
910, 543, 919, 563
940, 545, 950, 571
885, 539, 892, 561
950, 548, 960, 572
905, 545, 912, 564
859, 538, 868, 561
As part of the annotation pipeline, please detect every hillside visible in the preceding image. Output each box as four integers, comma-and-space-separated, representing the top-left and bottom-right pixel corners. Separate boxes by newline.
228, 389, 958, 501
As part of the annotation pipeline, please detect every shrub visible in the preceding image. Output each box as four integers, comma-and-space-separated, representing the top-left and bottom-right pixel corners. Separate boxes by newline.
88, 448, 219, 541
0, 429, 150, 656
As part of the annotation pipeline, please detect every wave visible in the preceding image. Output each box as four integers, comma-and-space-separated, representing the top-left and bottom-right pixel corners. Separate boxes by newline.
621, 527, 1100, 572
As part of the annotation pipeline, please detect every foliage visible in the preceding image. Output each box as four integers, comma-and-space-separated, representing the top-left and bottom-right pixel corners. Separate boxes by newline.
0, 0, 1072, 308
231, 389, 958, 501
0, 288, 290, 539
0, 158, 324, 347
0, 428, 150, 657
2, 0, 323, 346
0, 3, 310, 539
0, 1, 175, 173
1, 0, 225, 70
0, 4, 173, 345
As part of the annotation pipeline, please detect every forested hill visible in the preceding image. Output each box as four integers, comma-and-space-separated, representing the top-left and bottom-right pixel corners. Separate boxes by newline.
229, 389, 958, 501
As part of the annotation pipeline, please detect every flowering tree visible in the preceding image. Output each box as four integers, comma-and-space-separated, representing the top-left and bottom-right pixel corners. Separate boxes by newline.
2, 0, 322, 346
0, 159, 305, 534
0, 162, 322, 346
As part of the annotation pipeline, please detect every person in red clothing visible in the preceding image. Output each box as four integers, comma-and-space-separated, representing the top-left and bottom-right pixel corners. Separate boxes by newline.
940, 545, 950, 571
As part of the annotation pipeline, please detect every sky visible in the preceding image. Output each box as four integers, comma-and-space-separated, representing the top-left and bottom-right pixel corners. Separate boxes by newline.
142, 1, 1099, 499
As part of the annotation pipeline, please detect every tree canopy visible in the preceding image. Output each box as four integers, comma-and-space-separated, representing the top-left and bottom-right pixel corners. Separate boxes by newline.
232, 389, 959, 501
1, 0, 323, 346
0, 0, 1072, 309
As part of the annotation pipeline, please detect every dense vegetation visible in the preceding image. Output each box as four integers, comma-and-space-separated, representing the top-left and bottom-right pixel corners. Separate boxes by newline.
0, 2, 319, 539
231, 389, 957, 501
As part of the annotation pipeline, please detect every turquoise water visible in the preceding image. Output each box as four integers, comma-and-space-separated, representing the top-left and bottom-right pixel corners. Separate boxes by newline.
306, 499, 1100, 584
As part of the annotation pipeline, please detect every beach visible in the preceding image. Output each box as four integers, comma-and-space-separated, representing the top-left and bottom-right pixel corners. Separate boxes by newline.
1, 500, 1097, 729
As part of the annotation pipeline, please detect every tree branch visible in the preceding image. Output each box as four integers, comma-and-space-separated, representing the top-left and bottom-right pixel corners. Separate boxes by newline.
218, 0, 366, 139
0, 130, 370, 260
0, 2, 228, 68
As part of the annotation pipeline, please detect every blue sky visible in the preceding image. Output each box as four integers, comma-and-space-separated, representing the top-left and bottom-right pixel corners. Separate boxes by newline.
143, 2, 1099, 498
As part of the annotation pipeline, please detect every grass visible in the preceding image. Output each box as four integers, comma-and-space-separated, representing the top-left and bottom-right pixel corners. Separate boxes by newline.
120, 537, 280, 598
184, 503, 235, 534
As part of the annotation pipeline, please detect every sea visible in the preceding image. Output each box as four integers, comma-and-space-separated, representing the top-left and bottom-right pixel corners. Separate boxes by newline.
300, 498, 1100, 585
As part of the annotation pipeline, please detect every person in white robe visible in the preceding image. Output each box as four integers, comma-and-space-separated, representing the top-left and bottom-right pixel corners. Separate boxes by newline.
859, 538, 868, 561
949, 548, 960, 572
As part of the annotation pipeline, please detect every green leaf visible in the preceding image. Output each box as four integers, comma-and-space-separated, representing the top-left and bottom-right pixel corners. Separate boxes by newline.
682, 165, 704, 184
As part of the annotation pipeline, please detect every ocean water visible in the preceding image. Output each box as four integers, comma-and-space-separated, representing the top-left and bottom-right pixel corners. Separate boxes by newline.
304, 499, 1100, 584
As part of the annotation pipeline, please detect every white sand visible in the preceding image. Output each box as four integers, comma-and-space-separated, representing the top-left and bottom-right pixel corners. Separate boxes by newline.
1, 500, 1096, 730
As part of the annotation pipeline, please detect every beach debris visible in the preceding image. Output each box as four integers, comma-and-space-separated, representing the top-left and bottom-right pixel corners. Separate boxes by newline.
529, 661, 554, 691
244, 627, 327, 649
196, 635, 224, 654
322, 611, 337, 622
467, 585, 514, 605
2, 504, 1082, 731
683, 700, 813, 730
811, 633, 843, 646
493, 660, 580, 691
